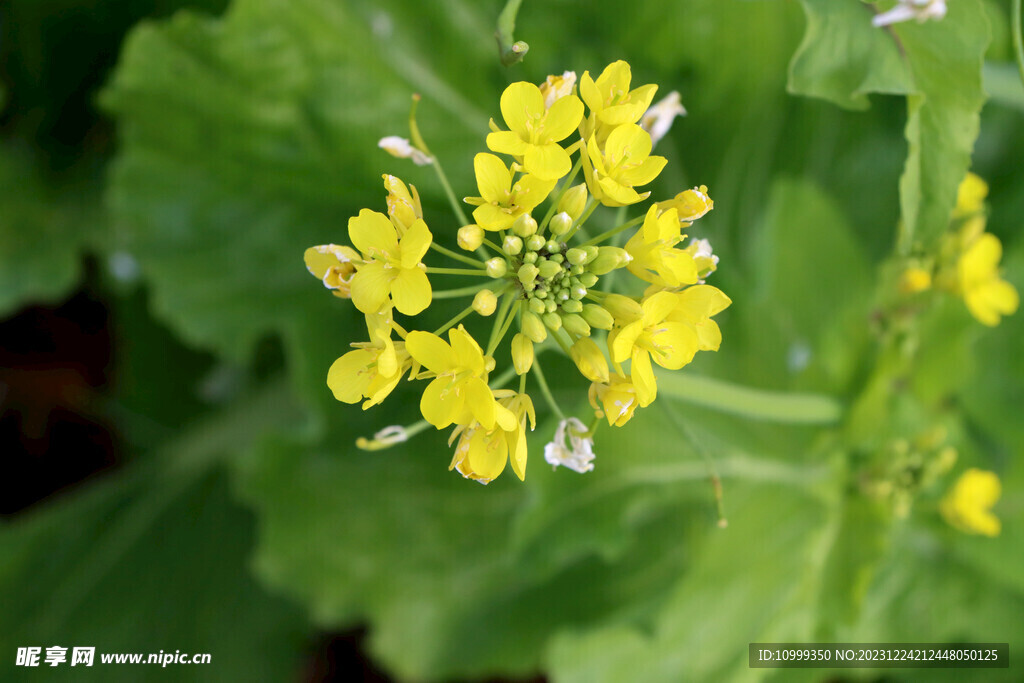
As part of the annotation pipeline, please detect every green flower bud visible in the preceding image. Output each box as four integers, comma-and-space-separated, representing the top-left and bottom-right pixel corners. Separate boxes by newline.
545, 298, 558, 313
528, 297, 546, 315
549, 211, 573, 236
582, 246, 600, 263
565, 247, 587, 266
543, 312, 563, 331
569, 285, 587, 300
523, 252, 538, 264
485, 257, 507, 278
534, 287, 548, 299
518, 263, 539, 289
457, 224, 484, 251
571, 264, 586, 276
561, 298, 583, 313
558, 183, 588, 220
545, 239, 561, 254
511, 213, 538, 237
538, 259, 562, 279
526, 234, 546, 252
549, 253, 564, 264
521, 311, 547, 343
588, 246, 630, 275
511, 333, 534, 375
561, 312, 591, 337
503, 235, 524, 255
579, 272, 599, 287
472, 289, 498, 316
557, 289, 571, 302
581, 303, 614, 330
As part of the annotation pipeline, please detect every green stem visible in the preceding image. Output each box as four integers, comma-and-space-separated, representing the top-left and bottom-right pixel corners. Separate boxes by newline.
488, 291, 517, 351
495, 0, 529, 66
425, 266, 490, 276
540, 157, 583, 232
550, 327, 573, 356
432, 282, 493, 299
432, 302, 476, 336
532, 360, 566, 420
658, 400, 728, 527
429, 242, 485, 268
578, 214, 644, 247
431, 156, 471, 227
519, 372, 527, 393
1014, 0, 1024, 90
483, 237, 505, 254
656, 370, 843, 424
601, 205, 631, 292
487, 297, 521, 356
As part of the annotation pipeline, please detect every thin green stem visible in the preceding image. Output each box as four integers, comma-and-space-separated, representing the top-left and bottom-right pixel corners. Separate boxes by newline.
495, 0, 529, 66
425, 266, 490, 276
1014, 0, 1024, 90
483, 237, 505, 253
540, 157, 583, 232
432, 302, 476, 336
429, 242, 486, 268
519, 372, 527, 393
601, 205, 631, 292
659, 399, 728, 527
487, 297, 521, 356
656, 370, 843, 425
532, 360, 566, 420
488, 291, 517, 351
432, 282, 493, 299
578, 214, 644, 248
564, 197, 599, 242
550, 327, 573, 356
490, 362, 519, 390
431, 157, 471, 226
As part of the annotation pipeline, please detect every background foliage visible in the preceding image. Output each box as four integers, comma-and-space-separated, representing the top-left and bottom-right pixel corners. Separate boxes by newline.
2, 0, 1022, 680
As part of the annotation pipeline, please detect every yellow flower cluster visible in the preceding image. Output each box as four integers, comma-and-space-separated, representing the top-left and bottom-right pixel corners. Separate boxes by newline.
941, 468, 1002, 537
305, 61, 729, 484
900, 173, 1019, 326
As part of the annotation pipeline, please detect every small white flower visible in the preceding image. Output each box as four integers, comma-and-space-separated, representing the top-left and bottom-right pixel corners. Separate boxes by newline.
688, 238, 719, 267
544, 417, 595, 474
872, 0, 946, 28
373, 425, 409, 446
378, 136, 433, 166
540, 71, 577, 108
640, 91, 686, 148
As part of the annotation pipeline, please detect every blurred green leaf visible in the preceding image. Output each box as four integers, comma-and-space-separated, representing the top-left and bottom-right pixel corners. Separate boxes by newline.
789, 0, 990, 251
0, 382, 310, 681
0, 148, 101, 316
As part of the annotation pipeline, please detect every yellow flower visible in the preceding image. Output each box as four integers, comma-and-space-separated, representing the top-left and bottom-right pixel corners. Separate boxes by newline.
583, 124, 666, 207
941, 468, 1001, 536
656, 185, 714, 227
610, 291, 705, 404
304, 244, 362, 298
570, 337, 610, 383
666, 284, 732, 353
486, 81, 584, 181
957, 233, 1019, 326
625, 205, 700, 289
899, 266, 933, 294
449, 391, 535, 483
579, 60, 658, 141
327, 309, 410, 408
382, 174, 423, 232
406, 325, 506, 430
588, 373, 648, 427
463, 153, 556, 231
953, 172, 987, 219
347, 208, 433, 315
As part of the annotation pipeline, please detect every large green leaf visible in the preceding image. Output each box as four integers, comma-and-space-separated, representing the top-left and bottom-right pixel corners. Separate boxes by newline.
789, 0, 990, 250
0, 384, 310, 682
0, 148, 102, 316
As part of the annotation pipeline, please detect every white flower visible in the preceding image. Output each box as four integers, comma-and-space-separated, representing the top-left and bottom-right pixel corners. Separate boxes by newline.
544, 417, 596, 473
640, 91, 686, 148
378, 136, 433, 166
688, 238, 718, 267
872, 0, 946, 28
539, 71, 577, 108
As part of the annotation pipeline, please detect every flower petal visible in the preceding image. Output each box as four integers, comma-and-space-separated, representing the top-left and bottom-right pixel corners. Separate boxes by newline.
405, 331, 456, 374
630, 350, 657, 406
543, 95, 585, 141
327, 349, 375, 403
464, 377, 496, 429
348, 209, 398, 258
486, 130, 530, 156
420, 377, 458, 429
349, 261, 394, 314
390, 267, 432, 316
500, 82, 546, 136
399, 219, 432, 269
524, 143, 572, 181
473, 153, 512, 203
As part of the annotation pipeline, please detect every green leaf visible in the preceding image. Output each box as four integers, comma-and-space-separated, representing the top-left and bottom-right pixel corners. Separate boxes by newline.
99, 0, 494, 416
788, 0, 990, 251
0, 148, 102, 316
0, 383, 311, 681
788, 0, 913, 110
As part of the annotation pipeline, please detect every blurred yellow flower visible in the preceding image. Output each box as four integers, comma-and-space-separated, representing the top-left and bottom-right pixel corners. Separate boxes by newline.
953, 171, 987, 219
941, 468, 1001, 537
957, 233, 1019, 326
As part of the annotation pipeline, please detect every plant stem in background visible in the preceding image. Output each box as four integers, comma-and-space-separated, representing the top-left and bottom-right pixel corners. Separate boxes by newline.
1014, 0, 1024, 90
495, 0, 529, 66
